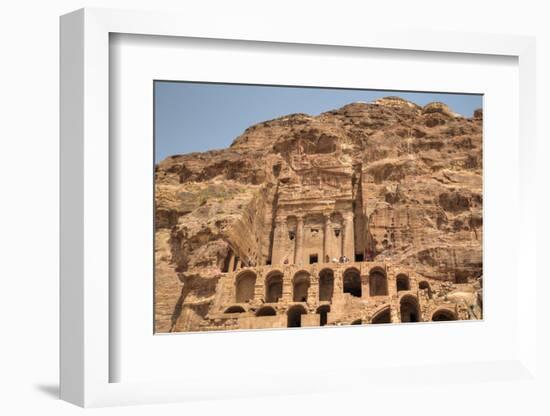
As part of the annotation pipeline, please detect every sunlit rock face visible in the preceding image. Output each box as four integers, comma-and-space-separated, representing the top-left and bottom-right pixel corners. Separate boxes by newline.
154, 97, 483, 333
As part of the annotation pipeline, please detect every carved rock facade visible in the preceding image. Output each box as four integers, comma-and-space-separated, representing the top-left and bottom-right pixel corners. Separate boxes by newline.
155, 97, 483, 332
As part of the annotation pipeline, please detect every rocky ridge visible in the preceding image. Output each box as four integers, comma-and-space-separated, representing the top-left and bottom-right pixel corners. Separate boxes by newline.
154, 96, 482, 332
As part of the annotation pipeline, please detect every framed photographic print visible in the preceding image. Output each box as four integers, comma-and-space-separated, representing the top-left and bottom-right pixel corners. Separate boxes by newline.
153, 81, 483, 334
60, 7, 539, 409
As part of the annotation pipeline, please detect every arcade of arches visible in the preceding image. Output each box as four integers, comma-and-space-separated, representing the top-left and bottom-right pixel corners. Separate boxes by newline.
167, 187, 480, 332
193, 260, 480, 331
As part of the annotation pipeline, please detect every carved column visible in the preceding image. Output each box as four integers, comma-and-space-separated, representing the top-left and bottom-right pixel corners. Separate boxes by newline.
332, 268, 344, 301
294, 215, 305, 265
343, 212, 355, 261
322, 214, 329, 263
387, 267, 400, 323
253, 270, 265, 303
271, 217, 286, 265
281, 268, 292, 302
308, 273, 319, 308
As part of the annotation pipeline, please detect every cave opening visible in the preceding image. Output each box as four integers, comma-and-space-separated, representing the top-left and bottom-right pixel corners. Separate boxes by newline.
432, 309, 457, 321
318, 269, 334, 302
396, 274, 410, 292
265, 273, 283, 303
343, 268, 362, 297
316, 305, 330, 326
400, 295, 420, 323
293, 272, 311, 302
287, 305, 307, 328
371, 307, 391, 324
369, 269, 388, 296
235, 271, 256, 303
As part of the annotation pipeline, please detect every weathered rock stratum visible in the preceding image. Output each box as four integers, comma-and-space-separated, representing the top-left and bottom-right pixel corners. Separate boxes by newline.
155, 96, 483, 333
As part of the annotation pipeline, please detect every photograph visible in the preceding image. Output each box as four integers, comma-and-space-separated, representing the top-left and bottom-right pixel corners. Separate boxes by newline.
154, 82, 483, 333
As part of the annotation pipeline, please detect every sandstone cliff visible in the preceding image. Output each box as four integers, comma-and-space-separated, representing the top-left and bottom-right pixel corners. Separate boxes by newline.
154, 96, 482, 332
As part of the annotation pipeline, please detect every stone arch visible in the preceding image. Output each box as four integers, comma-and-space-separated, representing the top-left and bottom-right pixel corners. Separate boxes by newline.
343, 267, 362, 297
369, 267, 388, 296
400, 294, 420, 323
224, 305, 246, 314
371, 305, 391, 324
292, 271, 311, 302
287, 305, 307, 328
419, 281, 432, 299
350, 319, 362, 325
318, 268, 334, 301
256, 306, 277, 317
432, 308, 457, 322
396, 273, 410, 292
316, 305, 330, 326
235, 270, 257, 303
265, 270, 283, 303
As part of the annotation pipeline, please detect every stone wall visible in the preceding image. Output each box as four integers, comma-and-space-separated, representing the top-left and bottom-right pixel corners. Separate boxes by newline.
171, 261, 482, 332
155, 97, 483, 333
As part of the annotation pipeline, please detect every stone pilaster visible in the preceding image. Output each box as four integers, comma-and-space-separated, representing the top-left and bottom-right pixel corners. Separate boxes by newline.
333, 268, 344, 299
253, 270, 264, 303
281, 268, 292, 302
387, 266, 400, 323
322, 214, 329, 263
343, 212, 355, 261
272, 217, 286, 265
294, 215, 305, 265
308, 272, 319, 308
361, 274, 369, 300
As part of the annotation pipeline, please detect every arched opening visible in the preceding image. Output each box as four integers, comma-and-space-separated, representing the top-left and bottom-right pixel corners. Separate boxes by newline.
369, 269, 388, 296
343, 268, 362, 297
287, 305, 307, 328
256, 306, 277, 317
224, 305, 246, 314
292, 271, 310, 302
400, 295, 420, 323
419, 281, 432, 299
432, 309, 457, 322
316, 305, 330, 326
265, 272, 283, 303
235, 271, 257, 303
351, 319, 362, 325
396, 274, 410, 292
371, 307, 391, 324
318, 269, 334, 301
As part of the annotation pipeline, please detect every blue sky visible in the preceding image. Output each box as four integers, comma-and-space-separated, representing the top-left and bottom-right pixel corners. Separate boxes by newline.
154, 81, 482, 163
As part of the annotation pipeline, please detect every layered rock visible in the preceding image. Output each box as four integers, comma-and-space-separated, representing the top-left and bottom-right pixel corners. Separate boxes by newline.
154, 97, 483, 332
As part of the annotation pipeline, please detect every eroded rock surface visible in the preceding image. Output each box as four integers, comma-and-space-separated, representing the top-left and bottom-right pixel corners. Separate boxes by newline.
155, 97, 483, 332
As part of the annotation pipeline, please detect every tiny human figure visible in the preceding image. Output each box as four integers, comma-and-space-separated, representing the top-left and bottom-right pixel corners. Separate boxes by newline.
332, 257, 338, 263
283, 258, 289, 264
339, 256, 344, 263
325, 254, 330, 263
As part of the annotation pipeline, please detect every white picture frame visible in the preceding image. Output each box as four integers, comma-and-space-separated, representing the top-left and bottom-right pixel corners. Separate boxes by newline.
60, 7, 538, 408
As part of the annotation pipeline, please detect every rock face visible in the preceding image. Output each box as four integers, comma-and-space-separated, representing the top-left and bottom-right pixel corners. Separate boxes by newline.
155, 97, 483, 333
